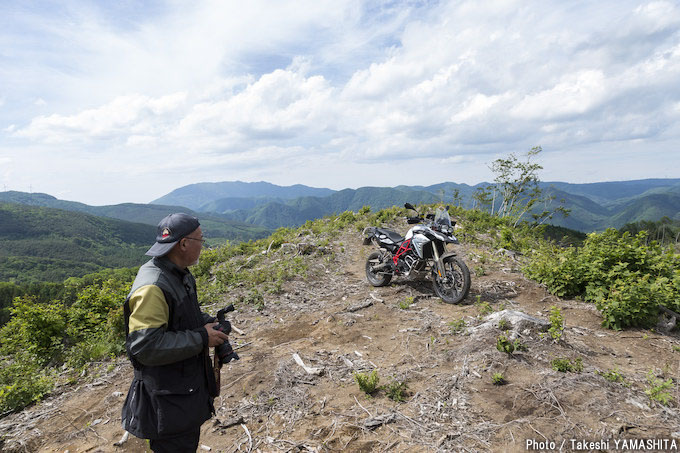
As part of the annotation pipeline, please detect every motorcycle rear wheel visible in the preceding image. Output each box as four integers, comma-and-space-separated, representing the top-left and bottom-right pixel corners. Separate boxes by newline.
365, 251, 393, 287
432, 256, 471, 304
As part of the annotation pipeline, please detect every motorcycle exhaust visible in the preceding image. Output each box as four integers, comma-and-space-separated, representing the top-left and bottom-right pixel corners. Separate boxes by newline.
371, 262, 394, 272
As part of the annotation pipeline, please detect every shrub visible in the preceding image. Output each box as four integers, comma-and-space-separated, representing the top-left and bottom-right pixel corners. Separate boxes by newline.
496, 335, 526, 355
526, 229, 680, 330
551, 357, 583, 373
0, 297, 67, 366
597, 367, 627, 385
492, 372, 507, 385
385, 380, 408, 402
645, 370, 673, 406
398, 296, 414, 310
0, 353, 55, 414
354, 370, 380, 395
449, 319, 467, 335
548, 306, 564, 341
595, 275, 675, 330
476, 299, 494, 317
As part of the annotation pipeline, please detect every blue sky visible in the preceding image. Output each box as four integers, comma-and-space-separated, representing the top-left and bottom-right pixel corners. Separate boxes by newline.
1, 0, 679, 205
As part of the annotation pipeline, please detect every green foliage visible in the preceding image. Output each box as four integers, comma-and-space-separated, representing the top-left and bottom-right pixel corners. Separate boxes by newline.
620, 217, 680, 247
496, 335, 526, 355
0, 266, 137, 412
66, 278, 131, 343
239, 288, 265, 311
0, 203, 152, 283
0, 353, 55, 414
595, 276, 676, 330
596, 367, 627, 385
398, 296, 415, 310
551, 357, 583, 373
0, 297, 67, 366
645, 370, 673, 406
385, 380, 408, 402
487, 146, 569, 227
476, 298, 494, 317
354, 370, 380, 395
548, 306, 564, 341
526, 228, 680, 329
497, 318, 510, 331
0, 281, 66, 326
492, 372, 507, 385
449, 319, 467, 335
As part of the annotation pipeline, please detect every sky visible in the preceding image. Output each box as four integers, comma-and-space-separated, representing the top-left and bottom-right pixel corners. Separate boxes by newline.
0, 0, 679, 206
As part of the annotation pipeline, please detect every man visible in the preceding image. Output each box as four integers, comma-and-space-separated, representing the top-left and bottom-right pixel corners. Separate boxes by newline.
121, 213, 229, 452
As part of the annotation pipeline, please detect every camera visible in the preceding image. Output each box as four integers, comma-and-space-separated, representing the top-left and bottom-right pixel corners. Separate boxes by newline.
212, 304, 240, 365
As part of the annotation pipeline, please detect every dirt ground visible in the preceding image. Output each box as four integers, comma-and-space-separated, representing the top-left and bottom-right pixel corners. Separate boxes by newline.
2, 222, 680, 453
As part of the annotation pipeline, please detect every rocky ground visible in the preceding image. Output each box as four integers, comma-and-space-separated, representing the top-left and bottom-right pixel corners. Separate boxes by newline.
1, 221, 679, 453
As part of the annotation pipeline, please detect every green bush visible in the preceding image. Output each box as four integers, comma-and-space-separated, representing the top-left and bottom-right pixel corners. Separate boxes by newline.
496, 335, 526, 355
548, 306, 564, 341
597, 367, 627, 385
66, 278, 131, 343
0, 297, 67, 366
385, 380, 408, 402
551, 357, 583, 373
492, 372, 507, 385
645, 370, 673, 406
0, 354, 55, 414
354, 370, 380, 395
526, 229, 680, 330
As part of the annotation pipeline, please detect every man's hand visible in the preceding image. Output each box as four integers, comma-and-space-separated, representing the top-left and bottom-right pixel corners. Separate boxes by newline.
205, 322, 229, 347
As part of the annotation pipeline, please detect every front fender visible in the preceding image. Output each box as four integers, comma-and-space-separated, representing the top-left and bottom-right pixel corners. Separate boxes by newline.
440, 250, 459, 261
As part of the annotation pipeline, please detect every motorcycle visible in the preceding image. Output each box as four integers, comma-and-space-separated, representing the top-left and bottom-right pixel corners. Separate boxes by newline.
362, 203, 471, 304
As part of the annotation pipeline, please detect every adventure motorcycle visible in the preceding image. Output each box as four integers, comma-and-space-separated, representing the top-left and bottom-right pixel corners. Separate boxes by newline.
362, 203, 471, 304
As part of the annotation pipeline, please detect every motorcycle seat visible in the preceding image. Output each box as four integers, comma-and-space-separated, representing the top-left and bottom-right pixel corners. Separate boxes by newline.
376, 228, 404, 244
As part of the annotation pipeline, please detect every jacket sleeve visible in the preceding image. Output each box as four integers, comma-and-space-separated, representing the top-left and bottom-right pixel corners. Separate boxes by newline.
126, 285, 208, 367
202, 312, 216, 324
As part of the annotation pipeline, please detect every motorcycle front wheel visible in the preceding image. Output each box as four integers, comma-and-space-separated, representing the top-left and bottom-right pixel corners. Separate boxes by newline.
365, 251, 393, 287
432, 256, 471, 304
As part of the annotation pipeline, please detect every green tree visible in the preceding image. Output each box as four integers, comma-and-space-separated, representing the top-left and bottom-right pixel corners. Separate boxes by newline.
471, 186, 493, 212
488, 147, 569, 226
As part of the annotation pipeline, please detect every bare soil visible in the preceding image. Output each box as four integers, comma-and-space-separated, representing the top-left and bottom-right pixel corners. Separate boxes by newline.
2, 222, 680, 452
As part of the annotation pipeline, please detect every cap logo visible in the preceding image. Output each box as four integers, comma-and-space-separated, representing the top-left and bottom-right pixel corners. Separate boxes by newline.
161, 228, 171, 239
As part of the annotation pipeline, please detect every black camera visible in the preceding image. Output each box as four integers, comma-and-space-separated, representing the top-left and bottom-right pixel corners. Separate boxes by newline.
212, 304, 240, 365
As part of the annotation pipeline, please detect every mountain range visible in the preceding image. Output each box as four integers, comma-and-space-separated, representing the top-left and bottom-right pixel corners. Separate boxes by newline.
150, 178, 680, 231
2, 177, 679, 282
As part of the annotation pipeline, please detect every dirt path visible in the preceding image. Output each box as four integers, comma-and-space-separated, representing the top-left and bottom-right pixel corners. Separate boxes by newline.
2, 225, 680, 452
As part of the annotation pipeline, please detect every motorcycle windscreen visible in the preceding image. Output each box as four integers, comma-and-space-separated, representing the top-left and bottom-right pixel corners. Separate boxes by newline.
434, 207, 452, 227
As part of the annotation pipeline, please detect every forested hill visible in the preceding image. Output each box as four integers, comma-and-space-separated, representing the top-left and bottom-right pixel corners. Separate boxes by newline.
151, 181, 335, 210
0, 191, 271, 244
0, 203, 153, 283
149, 178, 680, 232
222, 187, 441, 229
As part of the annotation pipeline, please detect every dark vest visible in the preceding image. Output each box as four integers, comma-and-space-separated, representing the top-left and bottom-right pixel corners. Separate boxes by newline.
121, 257, 214, 439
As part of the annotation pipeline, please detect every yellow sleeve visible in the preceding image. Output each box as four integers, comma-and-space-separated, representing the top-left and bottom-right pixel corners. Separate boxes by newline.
128, 285, 169, 333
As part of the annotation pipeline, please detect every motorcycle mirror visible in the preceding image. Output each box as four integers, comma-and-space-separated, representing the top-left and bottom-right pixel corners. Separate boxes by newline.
404, 202, 416, 211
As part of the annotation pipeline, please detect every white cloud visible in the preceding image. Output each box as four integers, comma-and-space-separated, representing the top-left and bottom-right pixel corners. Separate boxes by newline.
511, 70, 608, 120
2, 0, 679, 204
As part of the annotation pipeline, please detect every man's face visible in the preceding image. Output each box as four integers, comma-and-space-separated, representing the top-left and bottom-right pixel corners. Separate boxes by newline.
182, 226, 204, 266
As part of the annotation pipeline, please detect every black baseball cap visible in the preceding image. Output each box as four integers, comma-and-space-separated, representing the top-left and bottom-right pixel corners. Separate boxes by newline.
145, 213, 200, 257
